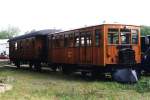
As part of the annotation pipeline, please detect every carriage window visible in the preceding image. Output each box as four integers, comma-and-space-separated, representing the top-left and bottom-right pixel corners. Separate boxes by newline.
52, 36, 55, 48
26, 40, 29, 50
59, 35, 64, 47
48, 36, 53, 48
55, 39, 60, 47
95, 29, 100, 46
32, 39, 35, 47
64, 34, 74, 47
54, 36, 61, 48
15, 42, 17, 50
108, 28, 119, 44
26, 39, 29, 48
64, 35, 68, 47
80, 32, 92, 47
132, 30, 138, 44
55, 35, 64, 48
20, 41, 22, 50
74, 33, 79, 47
120, 29, 131, 44
81, 36, 85, 46
75, 36, 79, 47
68, 34, 74, 47
86, 32, 92, 46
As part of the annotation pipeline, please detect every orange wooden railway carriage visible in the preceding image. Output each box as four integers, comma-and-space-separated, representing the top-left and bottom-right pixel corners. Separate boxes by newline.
47, 24, 141, 76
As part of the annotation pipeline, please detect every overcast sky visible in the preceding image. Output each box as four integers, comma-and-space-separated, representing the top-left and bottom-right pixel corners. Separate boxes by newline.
0, 0, 149, 34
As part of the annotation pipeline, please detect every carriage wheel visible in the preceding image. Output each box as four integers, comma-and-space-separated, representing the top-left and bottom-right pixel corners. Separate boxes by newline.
81, 71, 88, 77
34, 63, 41, 72
15, 61, 20, 68
62, 66, 72, 75
29, 62, 33, 70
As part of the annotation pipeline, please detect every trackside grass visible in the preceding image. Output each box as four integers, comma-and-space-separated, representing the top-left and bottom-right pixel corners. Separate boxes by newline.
0, 63, 149, 100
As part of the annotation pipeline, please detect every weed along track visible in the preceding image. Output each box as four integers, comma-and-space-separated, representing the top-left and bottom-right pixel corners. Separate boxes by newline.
0, 65, 149, 99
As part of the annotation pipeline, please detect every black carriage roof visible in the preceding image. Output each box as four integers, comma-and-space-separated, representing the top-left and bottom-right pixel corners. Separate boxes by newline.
8, 29, 55, 42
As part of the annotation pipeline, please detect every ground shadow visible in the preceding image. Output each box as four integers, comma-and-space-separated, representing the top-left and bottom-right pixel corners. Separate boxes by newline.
0, 64, 113, 83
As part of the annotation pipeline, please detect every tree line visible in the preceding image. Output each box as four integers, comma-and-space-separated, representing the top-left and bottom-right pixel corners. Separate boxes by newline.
0, 25, 20, 39
141, 25, 150, 36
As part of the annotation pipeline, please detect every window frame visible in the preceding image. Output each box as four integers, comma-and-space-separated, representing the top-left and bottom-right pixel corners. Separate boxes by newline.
64, 33, 75, 48
95, 29, 101, 46
75, 33, 80, 47
131, 29, 138, 44
120, 28, 131, 44
79, 31, 92, 47
108, 28, 119, 44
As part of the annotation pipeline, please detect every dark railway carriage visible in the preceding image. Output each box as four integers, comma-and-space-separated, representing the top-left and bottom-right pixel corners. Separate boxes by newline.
140, 35, 150, 72
141, 36, 147, 53
141, 36, 150, 53
8, 30, 51, 68
47, 24, 141, 77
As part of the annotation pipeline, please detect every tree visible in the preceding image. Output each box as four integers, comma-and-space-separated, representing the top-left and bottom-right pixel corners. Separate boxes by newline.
0, 25, 20, 39
141, 25, 150, 36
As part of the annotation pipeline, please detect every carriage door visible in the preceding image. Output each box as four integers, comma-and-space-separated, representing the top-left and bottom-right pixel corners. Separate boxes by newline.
80, 32, 92, 64
106, 28, 119, 64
